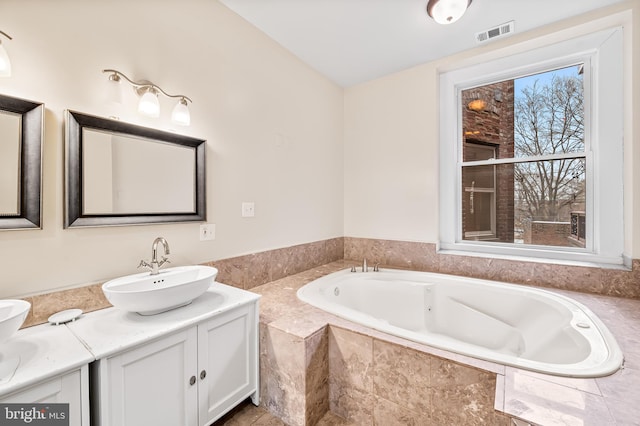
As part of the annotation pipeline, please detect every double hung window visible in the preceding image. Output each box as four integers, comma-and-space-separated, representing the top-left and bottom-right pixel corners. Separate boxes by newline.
439, 27, 624, 266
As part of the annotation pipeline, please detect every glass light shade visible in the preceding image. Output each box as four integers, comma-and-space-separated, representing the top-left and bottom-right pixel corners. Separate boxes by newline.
138, 88, 160, 118
0, 43, 11, 77
171, 99, 190, 126
428, 0, 470, 25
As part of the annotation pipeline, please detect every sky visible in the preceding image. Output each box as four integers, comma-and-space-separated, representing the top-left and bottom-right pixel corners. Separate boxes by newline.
514, 64, 583, 99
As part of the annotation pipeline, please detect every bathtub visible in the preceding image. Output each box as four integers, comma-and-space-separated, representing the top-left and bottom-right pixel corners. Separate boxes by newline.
297, 268, 623, 377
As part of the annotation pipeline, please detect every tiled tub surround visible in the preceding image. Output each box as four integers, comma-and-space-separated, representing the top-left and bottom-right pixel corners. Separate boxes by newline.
253, 261, 640, 425
327, 326, 509, 425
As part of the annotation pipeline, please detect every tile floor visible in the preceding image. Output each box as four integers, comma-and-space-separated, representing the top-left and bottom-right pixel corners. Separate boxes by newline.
214, 399, 353, 425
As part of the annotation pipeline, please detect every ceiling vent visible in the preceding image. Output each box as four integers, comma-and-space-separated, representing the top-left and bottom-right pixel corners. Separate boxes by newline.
475, 21, 514, 43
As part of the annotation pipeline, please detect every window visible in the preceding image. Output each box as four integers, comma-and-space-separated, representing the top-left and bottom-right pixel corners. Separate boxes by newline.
439, 27, 624, 266
461, 65, 585, 247
463, 143, 497, 240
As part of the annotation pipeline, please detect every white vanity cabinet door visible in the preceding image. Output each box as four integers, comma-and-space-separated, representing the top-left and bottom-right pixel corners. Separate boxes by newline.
197, 302, 259, 426
95, 327, 199, 426
0, 366, 90, 426
92, 299, 259, 426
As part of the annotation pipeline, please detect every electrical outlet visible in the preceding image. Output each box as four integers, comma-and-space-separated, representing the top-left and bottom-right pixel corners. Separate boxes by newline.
242, 202, 255, 217
199, 224, 215, 241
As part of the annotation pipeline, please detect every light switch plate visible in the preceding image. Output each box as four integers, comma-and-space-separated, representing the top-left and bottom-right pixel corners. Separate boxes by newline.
242, 202, 255, 217
200, 224, 215, 241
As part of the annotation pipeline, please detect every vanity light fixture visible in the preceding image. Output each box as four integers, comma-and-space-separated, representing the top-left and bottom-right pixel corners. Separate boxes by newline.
427, 0, 473, 25
105, 72, 123, 104
138, 87, 161, 118
102, 69, 192, 126
0, 31, 13, 77
171, 97, 191, 126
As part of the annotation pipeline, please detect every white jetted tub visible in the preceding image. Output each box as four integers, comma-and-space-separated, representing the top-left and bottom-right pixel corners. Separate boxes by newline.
297, 268, 623, 377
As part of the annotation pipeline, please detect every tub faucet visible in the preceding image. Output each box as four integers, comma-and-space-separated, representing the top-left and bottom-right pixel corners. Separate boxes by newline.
362, 258, 368, 272
138, 237, 171, 275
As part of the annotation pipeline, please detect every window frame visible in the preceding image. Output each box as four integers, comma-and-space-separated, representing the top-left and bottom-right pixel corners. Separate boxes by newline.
462, 142, 497, 239
438, 27, 624, 266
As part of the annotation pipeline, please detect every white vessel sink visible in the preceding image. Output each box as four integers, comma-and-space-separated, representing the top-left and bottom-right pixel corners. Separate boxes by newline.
0, 299, 30, 344
102, 265, 218, 315
0, 299, 31, 383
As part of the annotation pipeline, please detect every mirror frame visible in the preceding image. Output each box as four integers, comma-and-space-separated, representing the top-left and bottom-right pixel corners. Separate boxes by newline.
0, 94, 43, 230
64, 111, 206, 228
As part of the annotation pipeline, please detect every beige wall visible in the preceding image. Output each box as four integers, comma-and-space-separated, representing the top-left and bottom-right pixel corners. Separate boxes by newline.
344, 63, 439, 243
0, 0, 344, 297
344, 2, 639, 258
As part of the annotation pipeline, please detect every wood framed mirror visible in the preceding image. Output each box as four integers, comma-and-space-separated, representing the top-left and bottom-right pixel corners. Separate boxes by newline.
0, 94, 43, 230
64, 111, 206, 228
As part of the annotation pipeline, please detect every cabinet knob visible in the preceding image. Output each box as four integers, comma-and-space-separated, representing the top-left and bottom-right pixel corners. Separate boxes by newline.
200, 370, 207, 380
189, 376, 196, 386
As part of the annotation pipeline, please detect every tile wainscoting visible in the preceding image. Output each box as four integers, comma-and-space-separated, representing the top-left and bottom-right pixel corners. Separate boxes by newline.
208, 237, 344, 291
344, 237, 640, 299
19, 235, 639, 328
20, 237, 343, 328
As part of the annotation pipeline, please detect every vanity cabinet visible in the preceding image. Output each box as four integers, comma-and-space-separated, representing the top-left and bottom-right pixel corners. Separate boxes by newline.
197, 302, 259, 423
0, 366, 90, 426
92, 302, 259, 426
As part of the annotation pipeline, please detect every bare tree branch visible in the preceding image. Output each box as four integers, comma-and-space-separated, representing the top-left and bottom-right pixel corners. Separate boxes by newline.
514, 73, 585, 222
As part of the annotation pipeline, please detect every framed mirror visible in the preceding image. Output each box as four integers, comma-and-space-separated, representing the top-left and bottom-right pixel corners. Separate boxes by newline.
0, 94, 43, 230
65, 111, 206, 228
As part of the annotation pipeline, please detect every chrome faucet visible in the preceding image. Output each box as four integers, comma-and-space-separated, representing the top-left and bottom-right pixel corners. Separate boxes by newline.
138, 237, 171, 275
350, 259, 379, 273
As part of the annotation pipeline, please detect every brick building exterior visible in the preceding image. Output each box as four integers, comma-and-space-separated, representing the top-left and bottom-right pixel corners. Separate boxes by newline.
461, 81, 515, 243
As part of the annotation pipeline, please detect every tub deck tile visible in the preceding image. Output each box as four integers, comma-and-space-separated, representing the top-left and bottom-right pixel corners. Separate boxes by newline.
250, 260, 640, 425
509, 369, 602, 396
503, 368, 615, 426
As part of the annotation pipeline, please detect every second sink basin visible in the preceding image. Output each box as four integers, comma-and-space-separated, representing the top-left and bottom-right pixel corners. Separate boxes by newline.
0, 299, 31, 344
103, 265, 218, 315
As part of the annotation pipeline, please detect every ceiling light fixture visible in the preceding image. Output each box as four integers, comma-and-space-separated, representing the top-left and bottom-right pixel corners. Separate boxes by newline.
102, 69, 192, 126
427, 0, 473, 25
0, 30, 13, 77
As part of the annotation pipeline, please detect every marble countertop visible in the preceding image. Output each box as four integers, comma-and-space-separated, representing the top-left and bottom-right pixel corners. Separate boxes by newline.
0, 281, 259, 397
0, 323, 94, 397
67, 281, 260, 359
251, 260, 640, 426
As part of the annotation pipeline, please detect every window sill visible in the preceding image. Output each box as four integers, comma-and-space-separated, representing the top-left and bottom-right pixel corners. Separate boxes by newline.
437, 243, 631, 271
